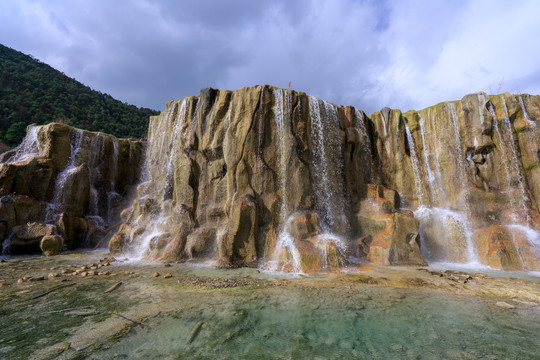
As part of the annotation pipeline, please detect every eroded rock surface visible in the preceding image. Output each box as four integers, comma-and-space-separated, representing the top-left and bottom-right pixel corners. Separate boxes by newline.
0, 123, 143, 255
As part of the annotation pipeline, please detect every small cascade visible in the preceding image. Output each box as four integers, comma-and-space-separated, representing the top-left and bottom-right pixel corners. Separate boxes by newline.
106, 138, 120, 223
163, 100, 187, 199
87, 134, 105, 217
45, 129, 84, 223
271, 89, 302, 273
1, 232, 13, 257
1, 126, 41, 164
415, 206, 478, 265
418, 113, 437, 203
498, 96, 531, 224
448, 104, 468, 182
412, 103, 480, 265
519, 96, 535, 126
308, 96, 348, 233
123, 98, 191, 259
403, 121, 425, 205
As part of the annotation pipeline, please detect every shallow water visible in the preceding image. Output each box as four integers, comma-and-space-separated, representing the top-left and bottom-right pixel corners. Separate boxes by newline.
92, 286, 540, 360
1, 252, 540, 359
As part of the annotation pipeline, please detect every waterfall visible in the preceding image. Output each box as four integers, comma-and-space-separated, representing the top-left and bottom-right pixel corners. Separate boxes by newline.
403, 121, 425, 206
45, 129, 84, 223
418, 113, 437, 204
1, 126, 41, 164
448, 104, 468, 183
1, 232, 13, 257
271, 89, 302, 273
498, 96, 531, 225
124, 99, 189, 259
106, 138, 120, 224
308, 96, 348, 233
519, 96, 535, 126
412, 103, 480, 265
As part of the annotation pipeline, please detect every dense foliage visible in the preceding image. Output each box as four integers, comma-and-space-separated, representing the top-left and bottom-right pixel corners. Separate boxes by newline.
0, 44, 159, 146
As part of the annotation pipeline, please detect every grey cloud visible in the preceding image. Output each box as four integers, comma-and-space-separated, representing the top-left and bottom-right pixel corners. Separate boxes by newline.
1, 0, 539, 114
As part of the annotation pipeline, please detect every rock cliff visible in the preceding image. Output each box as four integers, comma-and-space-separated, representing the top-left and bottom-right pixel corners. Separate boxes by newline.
0, 123, 143, 254
3, 86, 540, 274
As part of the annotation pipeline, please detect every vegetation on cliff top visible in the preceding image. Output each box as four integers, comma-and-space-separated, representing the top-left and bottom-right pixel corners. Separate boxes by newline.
0, 43, 159, 146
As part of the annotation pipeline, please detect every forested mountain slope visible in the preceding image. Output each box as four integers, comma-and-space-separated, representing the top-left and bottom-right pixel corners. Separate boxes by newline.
0, 44, 159, 146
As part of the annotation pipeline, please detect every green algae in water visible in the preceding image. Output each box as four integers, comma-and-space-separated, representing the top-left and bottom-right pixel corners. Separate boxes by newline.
90, 287, 540, 360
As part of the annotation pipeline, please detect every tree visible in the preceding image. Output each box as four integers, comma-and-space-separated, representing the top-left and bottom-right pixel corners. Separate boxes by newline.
5, 121, 27, 146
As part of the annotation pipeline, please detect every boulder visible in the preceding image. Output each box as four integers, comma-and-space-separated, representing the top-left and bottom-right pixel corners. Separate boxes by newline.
10, 222, 55, 254
40, 235, 63, 256
55, 213, 89, 249
109, 231, 128, 254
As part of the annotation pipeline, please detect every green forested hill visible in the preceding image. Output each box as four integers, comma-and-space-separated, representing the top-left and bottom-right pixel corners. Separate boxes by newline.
0, 43, 159, 146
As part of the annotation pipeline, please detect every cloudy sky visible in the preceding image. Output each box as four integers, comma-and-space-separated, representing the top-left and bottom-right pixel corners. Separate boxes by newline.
1, 0, 539, 114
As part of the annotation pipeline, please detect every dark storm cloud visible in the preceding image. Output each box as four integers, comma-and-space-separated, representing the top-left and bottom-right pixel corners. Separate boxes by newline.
1, 0, 540, 114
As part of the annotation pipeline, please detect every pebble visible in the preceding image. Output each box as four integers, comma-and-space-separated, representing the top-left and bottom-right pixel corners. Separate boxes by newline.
48, 273, 60, 278
164, 273, 172, 278
164, 263, 172, 267
98, 271, 110, 276
152, 272, 160, 277
62, 269, 74, 274
496, 301, 516, 309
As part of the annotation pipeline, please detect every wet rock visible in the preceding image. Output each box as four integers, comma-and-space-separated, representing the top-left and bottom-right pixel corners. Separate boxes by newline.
287, 211, 320, 240
185, 227, 216, 259
474, 225, 540, 271
40, 235, 63, 256
219, 195, 258, 266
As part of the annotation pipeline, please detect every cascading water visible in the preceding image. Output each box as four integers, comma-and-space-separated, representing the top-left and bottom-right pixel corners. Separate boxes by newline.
0, 126, 41, 164
489, 100, 529, 223
308, 96, 348, 233
45, 129, 84, 223
411, 104, 480, 266
124, 99, 190, 259
271, 89, 303, 273
403, 121, 425, 206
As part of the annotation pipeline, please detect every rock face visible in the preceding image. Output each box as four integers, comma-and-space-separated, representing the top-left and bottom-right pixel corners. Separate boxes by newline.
113, 86, 540, 272
3, 86, 540, 273
115, 86, 371, 271
0, 123, 143, 255
370, 92, 540, 271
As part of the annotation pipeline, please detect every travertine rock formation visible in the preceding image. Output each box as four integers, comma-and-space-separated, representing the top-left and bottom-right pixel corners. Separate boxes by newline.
3, 86, 540, 273
113, 86, 540, 272
370, 92, 540, 271
0, 123, 143, 254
